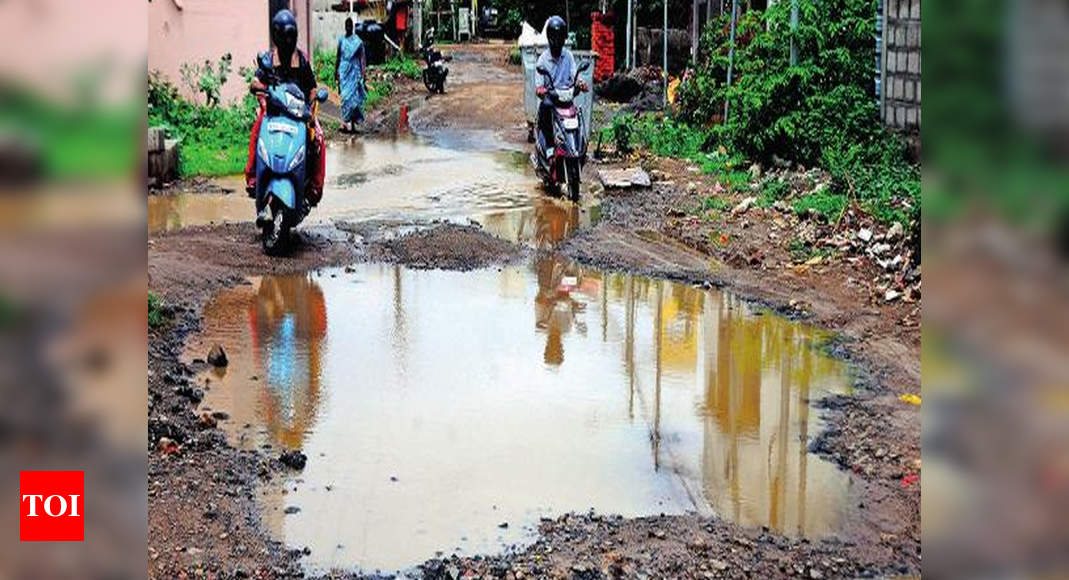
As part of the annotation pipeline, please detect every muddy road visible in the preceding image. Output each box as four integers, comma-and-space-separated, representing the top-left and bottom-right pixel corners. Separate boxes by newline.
148, 43, 919, 579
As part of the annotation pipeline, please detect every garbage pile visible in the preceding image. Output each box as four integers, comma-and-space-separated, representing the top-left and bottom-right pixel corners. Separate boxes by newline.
595, 66, 665, 111
745, 166, 921, 308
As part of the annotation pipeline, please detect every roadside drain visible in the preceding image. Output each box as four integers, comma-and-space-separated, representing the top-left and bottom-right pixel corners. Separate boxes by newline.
185, 260, 855, 573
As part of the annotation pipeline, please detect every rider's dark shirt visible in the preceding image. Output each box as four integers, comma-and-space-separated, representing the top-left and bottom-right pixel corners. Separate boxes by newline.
257, 49, 317, 100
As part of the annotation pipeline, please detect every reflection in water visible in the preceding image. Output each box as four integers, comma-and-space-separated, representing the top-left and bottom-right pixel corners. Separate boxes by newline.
534, 254, 589, 365
189, 262, 853, 573
250, 275, 328, 450
188, 274, 327, 453
481, 196, 593, 248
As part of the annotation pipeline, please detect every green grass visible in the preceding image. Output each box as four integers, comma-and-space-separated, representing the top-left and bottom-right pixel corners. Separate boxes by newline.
0, 87, 136, 180
788, 239, 832, 262
793, 189, 848, 222
149, 72, 256, 177
757, 177, 790, 207
698, 195, 730, 212
378, 55, 422, 80
148, 293, 164, 329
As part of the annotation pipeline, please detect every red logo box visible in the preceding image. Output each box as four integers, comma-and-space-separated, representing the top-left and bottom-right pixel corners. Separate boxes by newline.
19, 471, 84, 541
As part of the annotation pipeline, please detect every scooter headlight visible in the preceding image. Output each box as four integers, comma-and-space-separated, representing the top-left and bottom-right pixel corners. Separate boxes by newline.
287, 144, 306, 172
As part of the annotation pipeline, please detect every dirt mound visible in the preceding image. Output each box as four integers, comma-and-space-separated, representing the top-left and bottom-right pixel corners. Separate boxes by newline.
373, 223, 525, 270
595, 66, 664, 111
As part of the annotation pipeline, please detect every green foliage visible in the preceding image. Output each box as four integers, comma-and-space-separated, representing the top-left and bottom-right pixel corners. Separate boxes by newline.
788, 238, 828, 262
148, 71, 256, 177
672, 0, 919, 225
698, 195, 730, 213
757, 177, 790, 207
0, 86, 135, 179
378, 54, 422, 80
821, 132, 919, 224
148, 293, 164, 329
364, 79, 393, 110
179, 53, 233, 107
314, 48, 338, 91
604, 113, 713, 161
793, 188, 848, 222
501, 8, 524, 38
507, 47, 523, 66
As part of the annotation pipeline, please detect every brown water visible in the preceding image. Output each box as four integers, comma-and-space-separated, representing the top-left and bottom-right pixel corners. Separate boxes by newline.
148, 137, 550, 236
186, 259, 855, 573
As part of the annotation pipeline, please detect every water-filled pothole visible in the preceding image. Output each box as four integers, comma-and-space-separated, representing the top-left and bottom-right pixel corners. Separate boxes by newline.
186, 260, 854, 573
148, 137, 546, 235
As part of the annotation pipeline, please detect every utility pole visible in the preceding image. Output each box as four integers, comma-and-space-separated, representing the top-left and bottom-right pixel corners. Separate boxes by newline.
625, 0, 633, 69
663, 0, 668, 108
724, 0, 737, 121
790, 0, 799, 66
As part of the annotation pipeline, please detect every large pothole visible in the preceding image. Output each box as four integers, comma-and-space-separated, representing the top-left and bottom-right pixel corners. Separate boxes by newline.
184, 259, 856, 574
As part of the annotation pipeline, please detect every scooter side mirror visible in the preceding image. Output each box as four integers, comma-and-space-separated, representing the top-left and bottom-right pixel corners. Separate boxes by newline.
316, 87, 329, 103
258, 51, 273, 71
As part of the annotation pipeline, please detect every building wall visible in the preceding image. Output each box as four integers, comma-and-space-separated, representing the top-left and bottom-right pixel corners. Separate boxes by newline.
880, 0, 921, 132
149, 0, 313, 106
312, 4, 388, 54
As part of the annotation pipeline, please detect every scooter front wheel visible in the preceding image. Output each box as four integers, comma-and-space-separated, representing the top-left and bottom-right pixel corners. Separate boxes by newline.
261, 205, 291, 256
565, 157, 581, 202
423, 70, 437, 93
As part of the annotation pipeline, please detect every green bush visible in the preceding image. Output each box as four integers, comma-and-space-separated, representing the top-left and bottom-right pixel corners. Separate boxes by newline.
671, 0, 919, 225
378, 54, 422, 80
314, 48, 338, 91
148, 71, 256, 177
0, 86, 135, 179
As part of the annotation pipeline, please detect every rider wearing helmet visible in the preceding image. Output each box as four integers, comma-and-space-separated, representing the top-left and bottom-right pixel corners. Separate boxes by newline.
245, 9, 326, 208
535, 16, 586, 148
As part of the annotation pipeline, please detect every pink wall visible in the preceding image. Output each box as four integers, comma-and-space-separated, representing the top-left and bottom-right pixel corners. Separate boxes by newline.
149, 0, 313, 106
0, 0, 144, 104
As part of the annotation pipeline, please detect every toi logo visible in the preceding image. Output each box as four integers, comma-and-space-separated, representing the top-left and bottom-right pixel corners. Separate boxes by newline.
19, 471, 84, 541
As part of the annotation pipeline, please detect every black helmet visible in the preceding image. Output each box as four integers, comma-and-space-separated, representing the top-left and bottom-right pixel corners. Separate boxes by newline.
546, 15, 566, 56
271, 9, 298, 57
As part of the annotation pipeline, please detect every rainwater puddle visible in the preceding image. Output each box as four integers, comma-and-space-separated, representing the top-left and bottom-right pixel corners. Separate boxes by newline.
148, 137, 547, 236
186, 260, 856, 574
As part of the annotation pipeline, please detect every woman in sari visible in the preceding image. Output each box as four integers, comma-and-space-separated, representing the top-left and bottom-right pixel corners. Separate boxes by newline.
335, 17, 367, 132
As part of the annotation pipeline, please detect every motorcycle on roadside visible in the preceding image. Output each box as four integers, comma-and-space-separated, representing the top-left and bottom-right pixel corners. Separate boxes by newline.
251, 74, 329, 256
419, 28, 452, 94
532, 61, 591, 202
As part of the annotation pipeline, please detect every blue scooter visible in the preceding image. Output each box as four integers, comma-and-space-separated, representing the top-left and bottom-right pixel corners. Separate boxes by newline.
252, 80, 328, 255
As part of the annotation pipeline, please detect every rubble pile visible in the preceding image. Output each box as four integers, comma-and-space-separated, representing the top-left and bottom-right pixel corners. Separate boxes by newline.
663, 163, 921, 313
595, 66, 665, 112
758, 169, 919, 308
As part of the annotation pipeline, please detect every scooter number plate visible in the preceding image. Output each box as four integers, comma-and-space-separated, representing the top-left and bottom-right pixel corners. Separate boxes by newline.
562, 117, 580, 130
268, 122, 297, 135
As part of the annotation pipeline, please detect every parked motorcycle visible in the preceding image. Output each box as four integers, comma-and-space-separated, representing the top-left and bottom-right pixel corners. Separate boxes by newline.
532, 61, 591, 202
419, 28, 451, 94
252, 81, 328, 255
